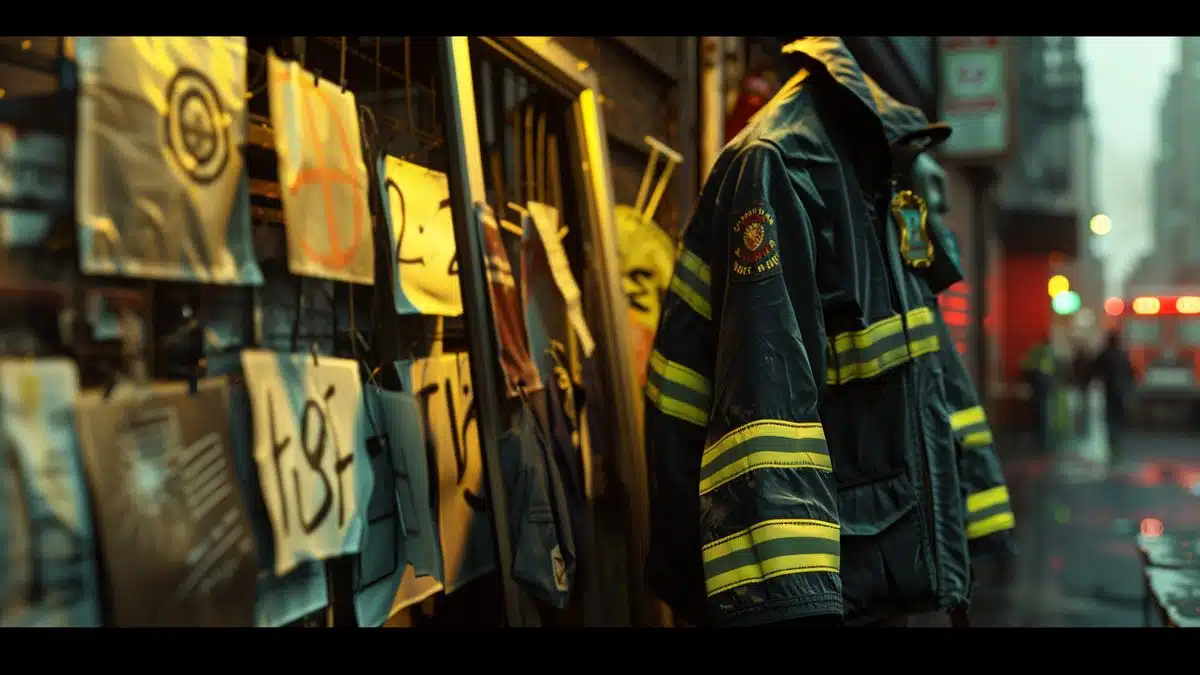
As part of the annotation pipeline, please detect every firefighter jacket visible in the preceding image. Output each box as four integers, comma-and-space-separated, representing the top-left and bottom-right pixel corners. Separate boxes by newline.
902, 155, 1018, 563
644, 36, 969, 627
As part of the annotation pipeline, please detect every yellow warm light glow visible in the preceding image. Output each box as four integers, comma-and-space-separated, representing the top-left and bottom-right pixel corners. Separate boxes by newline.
1132, 297, 1161, 315
1047, 274, 1070, 297
1090, 214, 1112, 236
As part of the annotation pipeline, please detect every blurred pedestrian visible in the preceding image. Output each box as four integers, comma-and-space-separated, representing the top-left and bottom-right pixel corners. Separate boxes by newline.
1021, 334, 1056, 455
1072, 339, 1094, 434
1092, 329, 1135, 462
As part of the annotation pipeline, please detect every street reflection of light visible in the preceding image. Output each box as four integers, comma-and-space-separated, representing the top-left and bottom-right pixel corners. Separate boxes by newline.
1142, 518, 1165, 538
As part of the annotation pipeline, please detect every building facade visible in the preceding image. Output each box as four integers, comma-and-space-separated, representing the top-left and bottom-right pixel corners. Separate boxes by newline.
991, 36, 1098, 423
1148, 38, 1200, 284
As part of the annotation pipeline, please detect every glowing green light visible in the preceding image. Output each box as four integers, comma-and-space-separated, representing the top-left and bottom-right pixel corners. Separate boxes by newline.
1052, 290, 1081, 316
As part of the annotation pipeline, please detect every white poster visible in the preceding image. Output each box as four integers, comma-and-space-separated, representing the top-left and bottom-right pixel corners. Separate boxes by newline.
0, 358, 102, 627
74, 36, 262, 285
378, 155, 463, 316
268, 51, 374, 286
527, 202, 595, 357
407, 354, 495, 593
241, 350, 375, 576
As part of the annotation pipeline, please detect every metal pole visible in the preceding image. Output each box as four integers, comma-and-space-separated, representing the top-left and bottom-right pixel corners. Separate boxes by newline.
435, 36, 526, 627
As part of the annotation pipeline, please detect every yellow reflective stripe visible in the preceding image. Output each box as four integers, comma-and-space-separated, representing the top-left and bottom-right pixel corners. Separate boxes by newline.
646, 381, 708, 427
950, 406, 987, 432
668, 247, 712, 320
967, 511, 1015, 540
825, 308, 940, 384
702, 420, 821, 464
649, 350, 710, 395
831, 314, 905, 355
699, 420, 830, 496
702, 519, 840, 596
677, 247, 712, 285
963, 430, 994, 449
669, 275, 711, 320
967, 485, 1010, 514
645, 349, 712, 427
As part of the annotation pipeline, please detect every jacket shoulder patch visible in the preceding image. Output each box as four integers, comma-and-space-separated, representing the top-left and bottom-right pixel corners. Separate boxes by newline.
730, 205, 781, 283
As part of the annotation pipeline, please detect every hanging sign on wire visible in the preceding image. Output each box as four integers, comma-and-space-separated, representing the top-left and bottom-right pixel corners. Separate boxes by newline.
267, 50, 375, 286
378, 155, 464, 317
241, 350, 375, 577
74, 36, 261, 285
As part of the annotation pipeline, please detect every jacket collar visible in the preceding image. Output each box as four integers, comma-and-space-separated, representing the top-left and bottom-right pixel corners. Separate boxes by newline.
781, 37, 951, 155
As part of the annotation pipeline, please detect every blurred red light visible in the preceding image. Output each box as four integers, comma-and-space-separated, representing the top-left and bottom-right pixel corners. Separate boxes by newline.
1141, 517, 1165, 538
1104, 297, 1124, 316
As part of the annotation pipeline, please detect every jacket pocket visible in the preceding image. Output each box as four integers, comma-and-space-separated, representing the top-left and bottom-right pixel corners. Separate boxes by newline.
838, 471, 931, 620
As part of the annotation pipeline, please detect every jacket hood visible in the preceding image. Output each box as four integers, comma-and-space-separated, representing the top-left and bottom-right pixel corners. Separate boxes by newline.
782, 37, 951, 154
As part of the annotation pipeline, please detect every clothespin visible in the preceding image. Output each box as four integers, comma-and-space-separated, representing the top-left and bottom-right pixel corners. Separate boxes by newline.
634, 136, 684, 224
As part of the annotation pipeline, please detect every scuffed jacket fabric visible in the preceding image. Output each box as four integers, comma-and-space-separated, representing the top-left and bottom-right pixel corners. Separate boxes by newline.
644, 36, 969, 627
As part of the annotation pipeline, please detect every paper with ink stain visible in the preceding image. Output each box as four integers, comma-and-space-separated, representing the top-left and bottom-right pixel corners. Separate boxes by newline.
74, 37, 262, 285
526, 202, 595, 357
74, 378, 258, 626
407, 354, 496, 593
0, 359, 102, 627
268, 51, 374, 286
241, 350, 374, 576
378, 155, 463, 316
479, 204, 540, 398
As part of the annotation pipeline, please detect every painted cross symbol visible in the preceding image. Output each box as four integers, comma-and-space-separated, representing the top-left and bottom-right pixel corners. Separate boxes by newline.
276, 69, 366, 270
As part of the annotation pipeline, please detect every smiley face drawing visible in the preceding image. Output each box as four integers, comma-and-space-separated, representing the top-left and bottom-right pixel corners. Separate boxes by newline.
378, 156, 464, 317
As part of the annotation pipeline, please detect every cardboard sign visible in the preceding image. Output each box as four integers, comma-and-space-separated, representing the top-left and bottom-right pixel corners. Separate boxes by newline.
241, 350, 375, 577
268, 51, 374, 286
0, 359, 102, 627
74, 36, 262, 285
526, 202, 595, 357
378, 155, 463, 316
74, 378, 258, 626
479, 204, 540, 397
401, 354, 495, 594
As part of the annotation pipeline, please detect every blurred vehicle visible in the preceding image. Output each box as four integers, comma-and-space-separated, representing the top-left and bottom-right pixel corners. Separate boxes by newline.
1108, 288, 1200, 425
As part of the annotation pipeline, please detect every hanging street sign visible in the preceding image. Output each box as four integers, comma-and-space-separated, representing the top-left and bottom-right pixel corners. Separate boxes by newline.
938, 36, 1013, 164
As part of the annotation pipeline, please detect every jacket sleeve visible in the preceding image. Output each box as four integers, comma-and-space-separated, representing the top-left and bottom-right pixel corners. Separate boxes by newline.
700, 142, 842, 626
932, 308, 1016, 559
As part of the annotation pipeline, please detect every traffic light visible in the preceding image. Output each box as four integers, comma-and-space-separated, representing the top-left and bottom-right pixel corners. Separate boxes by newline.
1051, 290, 1081, 316
1047, 274, 1070, 297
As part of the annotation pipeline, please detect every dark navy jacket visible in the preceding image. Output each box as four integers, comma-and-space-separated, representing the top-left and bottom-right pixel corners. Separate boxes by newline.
644, 37, 971, 626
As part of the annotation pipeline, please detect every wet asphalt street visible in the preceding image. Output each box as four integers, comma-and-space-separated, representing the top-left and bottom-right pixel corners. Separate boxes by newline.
917, 391, 1200, 627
